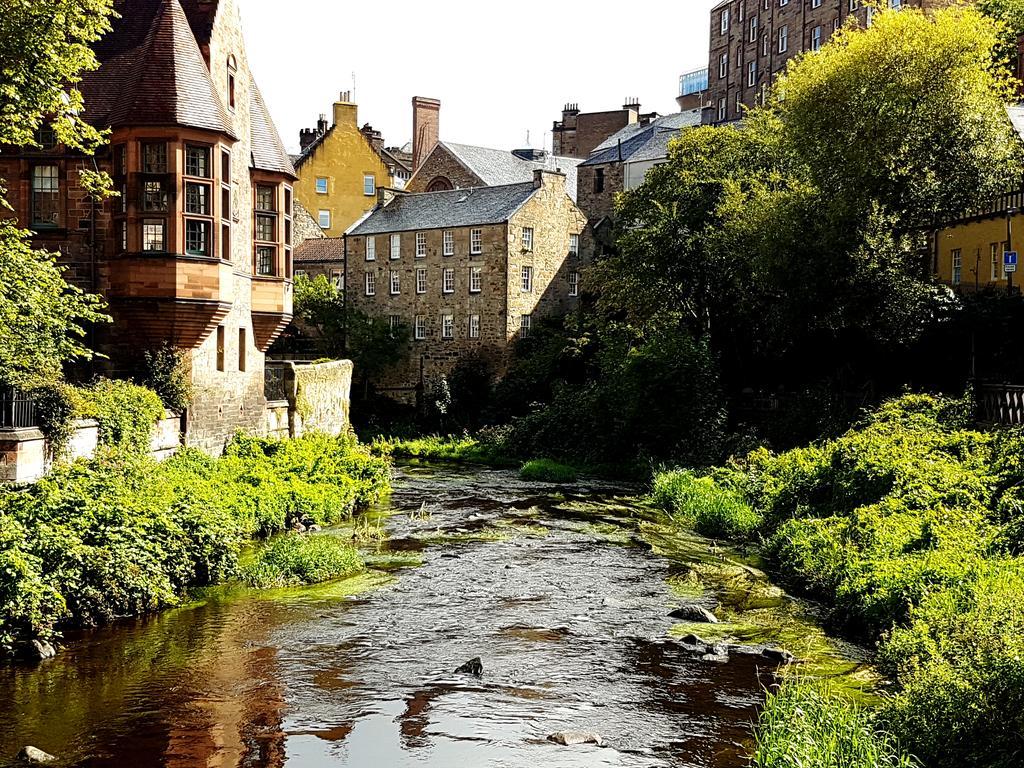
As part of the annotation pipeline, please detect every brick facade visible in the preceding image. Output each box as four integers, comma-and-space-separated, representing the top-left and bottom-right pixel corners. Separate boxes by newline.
706, 0, 953, 125
552, 102, 644, 159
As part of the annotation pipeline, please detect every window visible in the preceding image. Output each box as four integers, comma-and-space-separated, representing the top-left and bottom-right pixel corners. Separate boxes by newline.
120, 221, 128, 252
390, 270, 400, 295
256, 214, 276, 242
778, 25, 788, 54
142, 142, 167, 173
569, 271, 579, 297
216, 326, 225, 371
520, 314, 532, 339
185, 220, 209, 256
470, 266, 482, 293
718, 98, 727, 122
443, 267, 455, 294
31, 165, 59, 226
255, 185, 276, 211
284, 188, 292, 217
185, 145, 210, 178
441, 314, 454, 340
748, 60, 757, 87
569, 233, 579, 257
416, 232, 427, 257
849, 0, 859, 10
522, 227, 534, 252
992, 243, 1002, 281
833, 17, 841, 32
389, 315, 402, 333
469, 314, 481, 339
115, 145, 127, 175
366, 236, 376, 261
142, 179, 169, 212
735, 91, 742, 116
238, 328, 247, 372
443, 230, 455, 256
33, 126, 57, 150
952, 249, 962, 286
749, 16, 758, 42
221, 149, 231, 184
811, 26, 822, 51
185, 182, 210, 215
365, 272, 376, 296
812, 0, 822, 5
316, 177, 328, 194
227, 55, 237, 110
318, 209, 331, 229
719, 52, 728, 79
256, 245, 275, 275
222, 223, 231, 260
390, 233, 401, 259
330, 268, 343, 289
285, 248, 292, 278
720, 8, 730, 34
471, 228, 482, 254
416, 267, 427, 294
594, 168, 605, 193
363, 174, 375, 196
762, 34, 769, 57
521, 265, 533, 292
121, 183, 128, 213
142, 219, 166, 251
415, 315, 427, 340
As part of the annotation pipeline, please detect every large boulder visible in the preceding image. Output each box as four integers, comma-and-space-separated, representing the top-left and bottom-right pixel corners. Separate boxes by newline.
669, 604, 720, 623
18, 746, 56, 764
548, 731, 604, 747
455, 657, 483, 677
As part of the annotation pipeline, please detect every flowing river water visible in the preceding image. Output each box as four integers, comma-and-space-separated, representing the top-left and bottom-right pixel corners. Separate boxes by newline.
0, 464, 871, 768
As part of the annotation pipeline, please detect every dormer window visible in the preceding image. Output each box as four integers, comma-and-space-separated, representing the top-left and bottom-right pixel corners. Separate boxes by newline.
227, 55, 237, 111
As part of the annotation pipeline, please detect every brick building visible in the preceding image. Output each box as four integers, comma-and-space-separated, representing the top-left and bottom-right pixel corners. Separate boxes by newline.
292, 92, 411, 237
706, 0, 953, 125
0, 0, 297, 453
551, 100, 658, 159
343, 171, 586, 394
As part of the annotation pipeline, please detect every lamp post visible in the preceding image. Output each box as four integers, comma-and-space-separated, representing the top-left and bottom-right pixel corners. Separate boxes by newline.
1007, 207, 1017, 295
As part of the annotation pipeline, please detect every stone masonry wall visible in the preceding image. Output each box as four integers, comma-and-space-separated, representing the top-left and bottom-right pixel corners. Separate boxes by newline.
406, 146, 483, 193
575, 162, 625, 260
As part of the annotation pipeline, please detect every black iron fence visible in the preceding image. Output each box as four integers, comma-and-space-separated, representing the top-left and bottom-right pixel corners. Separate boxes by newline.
0, 388, 39, 429
264, 364, 287, 402
977, 383, 1024, 426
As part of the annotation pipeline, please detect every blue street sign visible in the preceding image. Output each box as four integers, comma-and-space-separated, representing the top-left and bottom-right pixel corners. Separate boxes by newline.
1006, 251, 1018, 274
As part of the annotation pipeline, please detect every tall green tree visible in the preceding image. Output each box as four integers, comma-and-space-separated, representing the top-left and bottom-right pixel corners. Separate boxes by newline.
0, 0, 116, 388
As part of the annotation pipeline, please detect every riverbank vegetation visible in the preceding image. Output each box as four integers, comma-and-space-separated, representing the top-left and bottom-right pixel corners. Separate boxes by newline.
0, 432, 389, 655
653, 393, 1024, 767
241, 533, 365, 589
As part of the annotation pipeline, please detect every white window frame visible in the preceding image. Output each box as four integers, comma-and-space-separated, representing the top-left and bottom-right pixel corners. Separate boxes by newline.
442, 267, 455, 294
443, 230, 455, 256
364, 271, 375, 296
469, 314, 481, 339
569, 233, 579, 257
414, 315, 426, 340
318, 209, 331, 229
522, 227, 534, 252
363, 174, 375, 196
441, 313, 454, 340
416, 232, 427, 258
366, 236, 376, 261
521, 265, 533, 293
315, 177, 328, 194
470, 228, 482, 254
569, 271, 579, 297
520, 314, 532, 339
778, 25, 788, 54
390, 270, 400, 295
416, 267, 427, 294
390, 233, 401, 259
470, 265, 482, 293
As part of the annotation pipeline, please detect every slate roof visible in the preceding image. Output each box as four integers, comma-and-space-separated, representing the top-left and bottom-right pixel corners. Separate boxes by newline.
80, 0, 235, 138
581, 110, 701, 167
439, 142, 581, 200
295, 238, 345, 263
250, 77, 296, 177
1007, 104, 1024, 142
348, 183, 538, 236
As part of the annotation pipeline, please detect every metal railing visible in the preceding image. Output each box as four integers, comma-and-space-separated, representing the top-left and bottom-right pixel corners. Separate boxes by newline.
977, 383, 1024, 426
264, 364, 287, 402
0, 388, 39, 429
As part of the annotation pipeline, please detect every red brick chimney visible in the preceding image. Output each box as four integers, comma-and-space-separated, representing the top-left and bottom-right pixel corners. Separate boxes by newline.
412, 96, 441, 172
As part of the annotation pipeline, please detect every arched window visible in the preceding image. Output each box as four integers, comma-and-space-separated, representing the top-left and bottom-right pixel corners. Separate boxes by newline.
227, 55, 237, 110
427, 176, 453, 192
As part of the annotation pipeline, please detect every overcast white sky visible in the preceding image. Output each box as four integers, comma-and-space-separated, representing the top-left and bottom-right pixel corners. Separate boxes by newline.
240, 0, 721, 155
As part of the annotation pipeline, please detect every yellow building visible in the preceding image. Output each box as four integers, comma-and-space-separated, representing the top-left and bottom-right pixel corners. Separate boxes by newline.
936, 191, 1024, 292
293, 92, 411, 237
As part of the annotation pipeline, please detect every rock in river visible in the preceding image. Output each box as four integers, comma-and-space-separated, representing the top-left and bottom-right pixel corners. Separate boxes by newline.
18, 746, 55, 764
548, 731, 604, 747
669, 604, 720, 623
761, 647, 796, 664
455, 657, 483, 677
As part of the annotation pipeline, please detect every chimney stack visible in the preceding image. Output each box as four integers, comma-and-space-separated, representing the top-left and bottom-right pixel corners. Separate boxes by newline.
412, 96, 441, 172
623, 97, 641, 112
361, 123, 383, 152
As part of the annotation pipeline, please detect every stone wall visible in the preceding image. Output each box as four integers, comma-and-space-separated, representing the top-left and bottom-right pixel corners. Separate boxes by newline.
290, 360, 353, 436
575, 162, 625, 260
406, 145, 483, 193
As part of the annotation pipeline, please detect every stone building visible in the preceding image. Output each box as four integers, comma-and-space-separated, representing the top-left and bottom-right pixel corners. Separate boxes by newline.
706, 0, 954, 125
292, 92, 411, 237
0, 0, 297, 454
294, 238, 345, 287
576, 111, 701, 258
551, 100, 658, 159
405, 97, 580, 199
343, 171, 587, 395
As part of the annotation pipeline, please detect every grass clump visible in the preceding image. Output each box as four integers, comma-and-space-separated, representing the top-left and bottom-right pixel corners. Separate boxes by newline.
754, 679, 917, 768
241, 534, 364, 588
519, 458, 578, 483
372, 434, 516, 467
652, 469, 761, 539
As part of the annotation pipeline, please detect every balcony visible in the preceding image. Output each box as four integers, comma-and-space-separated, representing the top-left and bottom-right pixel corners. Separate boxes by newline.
251, 276, 293, 351
105, 253, 232, 348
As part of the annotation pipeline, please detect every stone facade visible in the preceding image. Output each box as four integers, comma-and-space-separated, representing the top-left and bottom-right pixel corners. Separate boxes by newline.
575, 161, 625, 260
706, 0, 953, 125
344, 171, 586, 393
406, 145, 483, 193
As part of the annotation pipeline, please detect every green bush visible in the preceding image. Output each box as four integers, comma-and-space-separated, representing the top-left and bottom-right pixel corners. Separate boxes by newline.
519, 459, 578, 483
140, 344, 193, 412
372, 434, 514, 467
30, 381, 86, 461
82, 378, 165, 453
754, 679, 918, 768
241, 533, 364, 588
651, 469, 762, 539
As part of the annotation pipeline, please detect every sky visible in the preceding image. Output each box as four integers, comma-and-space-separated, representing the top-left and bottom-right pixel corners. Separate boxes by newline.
240, 0, 721, 156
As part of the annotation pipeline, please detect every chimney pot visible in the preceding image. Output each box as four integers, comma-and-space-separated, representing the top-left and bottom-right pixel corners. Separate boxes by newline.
411, 96, 441, 172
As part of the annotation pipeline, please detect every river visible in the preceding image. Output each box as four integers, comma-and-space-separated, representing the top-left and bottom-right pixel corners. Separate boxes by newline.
0, 464, 869, 767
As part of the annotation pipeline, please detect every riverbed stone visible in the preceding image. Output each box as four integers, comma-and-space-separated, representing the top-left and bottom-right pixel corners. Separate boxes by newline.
669, 604, 720, 623
761, 647, 796, 664
455, 657, 483, 676
18, 746, 56, 764
548, 731, 604, 747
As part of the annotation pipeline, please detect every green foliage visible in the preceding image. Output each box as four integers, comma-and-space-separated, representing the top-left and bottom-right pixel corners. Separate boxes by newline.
29, 382, 87, 461
651, 469, 762, 539
141, 345, 193, 412
754, 679, 918, 768
241, 533, 364, 589
519, 459, 578, 483
372, 435, 515, 467
82, 379, 165, 453
0, 432, 390, 653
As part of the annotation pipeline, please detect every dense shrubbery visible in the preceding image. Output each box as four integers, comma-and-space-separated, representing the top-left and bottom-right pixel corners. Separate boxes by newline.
652, 393, 1024, 767
371, 434, 516, 467
241, 533, 364, 589
0, 432, 390, 653
651, 469, 761, 539
83, 379, 166, 453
